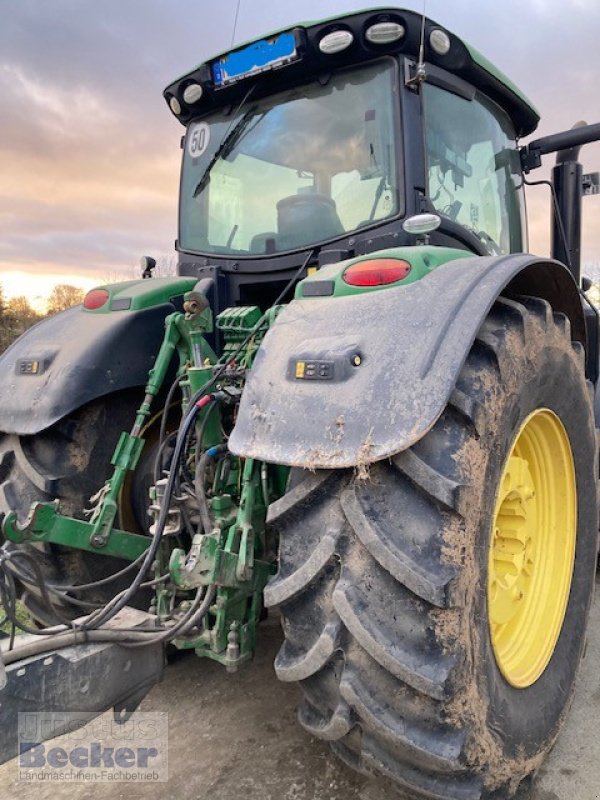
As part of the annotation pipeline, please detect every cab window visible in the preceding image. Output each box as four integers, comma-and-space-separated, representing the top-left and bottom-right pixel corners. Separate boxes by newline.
423, 83, 526, 254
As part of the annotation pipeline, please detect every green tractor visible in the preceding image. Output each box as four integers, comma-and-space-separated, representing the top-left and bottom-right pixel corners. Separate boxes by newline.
1, 7, 599, 797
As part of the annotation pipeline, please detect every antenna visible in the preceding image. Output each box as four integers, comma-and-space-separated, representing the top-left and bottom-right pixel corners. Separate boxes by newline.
231, 0, 241, 48
418, 2, 426, 62
407, 0, 427, 87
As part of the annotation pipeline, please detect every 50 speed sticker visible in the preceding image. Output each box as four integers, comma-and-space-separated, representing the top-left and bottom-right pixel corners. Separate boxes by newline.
188, 122, 210, 158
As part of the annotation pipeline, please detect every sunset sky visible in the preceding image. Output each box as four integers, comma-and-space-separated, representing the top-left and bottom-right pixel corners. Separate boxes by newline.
1, 0, 599, 310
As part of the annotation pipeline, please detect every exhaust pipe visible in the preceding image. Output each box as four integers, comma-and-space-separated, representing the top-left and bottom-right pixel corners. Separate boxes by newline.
551, 121, 587, 284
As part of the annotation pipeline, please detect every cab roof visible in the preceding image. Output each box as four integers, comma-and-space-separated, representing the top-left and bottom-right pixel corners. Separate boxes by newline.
164, 6, 539, 137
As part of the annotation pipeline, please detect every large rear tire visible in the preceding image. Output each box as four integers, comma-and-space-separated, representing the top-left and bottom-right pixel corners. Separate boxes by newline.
265, 296, 598, 798
0, 390, 151, 624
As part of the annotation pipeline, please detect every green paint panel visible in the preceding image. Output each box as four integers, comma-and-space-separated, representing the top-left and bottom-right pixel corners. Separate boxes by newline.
297, 245, 475, 299
81, 277, 198, 314
464, 42, 539, 122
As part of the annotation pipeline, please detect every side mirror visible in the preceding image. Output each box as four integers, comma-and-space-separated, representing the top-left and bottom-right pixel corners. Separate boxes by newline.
140, 256, 157, 279
520, 122, 600, 172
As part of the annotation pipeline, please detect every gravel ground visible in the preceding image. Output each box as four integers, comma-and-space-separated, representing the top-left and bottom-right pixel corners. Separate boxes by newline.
0, 581, 598, 800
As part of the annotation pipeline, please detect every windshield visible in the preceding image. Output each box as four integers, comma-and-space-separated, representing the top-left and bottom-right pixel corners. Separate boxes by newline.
180, 60, 400, 256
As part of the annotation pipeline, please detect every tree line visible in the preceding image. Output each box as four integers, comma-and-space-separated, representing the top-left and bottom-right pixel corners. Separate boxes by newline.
0, 283, 84, 353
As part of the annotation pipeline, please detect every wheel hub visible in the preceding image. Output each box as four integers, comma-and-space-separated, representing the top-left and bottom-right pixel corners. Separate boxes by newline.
489, 456, 536, 625
487, 409, 576, 689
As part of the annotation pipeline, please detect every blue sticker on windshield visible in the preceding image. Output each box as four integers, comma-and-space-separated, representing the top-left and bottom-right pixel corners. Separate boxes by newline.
213, 32, 298, 87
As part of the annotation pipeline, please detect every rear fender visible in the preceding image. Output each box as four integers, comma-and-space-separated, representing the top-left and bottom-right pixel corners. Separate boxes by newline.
229, 254, 585, 468
0, 277, 197, 435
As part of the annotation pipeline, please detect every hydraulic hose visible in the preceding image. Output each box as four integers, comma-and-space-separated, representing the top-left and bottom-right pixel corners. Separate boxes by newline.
82, 402, 203, 630
1, 629, 164, 664
1, 585, 217, 663
121, 584, 216, 647
194, 444, 228, 535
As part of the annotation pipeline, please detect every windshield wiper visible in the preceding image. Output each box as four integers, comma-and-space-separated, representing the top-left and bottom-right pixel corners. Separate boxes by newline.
193, 108, 257, 198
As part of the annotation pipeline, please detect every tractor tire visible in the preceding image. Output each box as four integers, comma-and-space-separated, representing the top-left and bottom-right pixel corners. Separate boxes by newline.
0, 390, 150, 624
265, 296, 598, 799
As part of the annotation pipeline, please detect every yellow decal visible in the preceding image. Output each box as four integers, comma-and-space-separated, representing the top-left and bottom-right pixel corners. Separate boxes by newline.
295, 361, 306, 379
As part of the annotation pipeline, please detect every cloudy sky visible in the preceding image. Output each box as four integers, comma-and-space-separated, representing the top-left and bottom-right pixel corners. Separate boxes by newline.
1, 0, 599, 307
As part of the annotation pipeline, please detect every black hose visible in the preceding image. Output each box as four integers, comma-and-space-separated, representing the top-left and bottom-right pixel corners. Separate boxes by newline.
0, 567, 17, 648
176, 584, 216, 636
0, 584, 217, 663
1, 629, 165, 664
153, 431, 178, 483
158, 374, 183, 448
64, 551, 148, 592
0, 551, 75, 628
0, 572, 172, 641
175, 401, 215, 490
194, 444, 228, 535
120, 584, 216, 647
1, 542, 148, 596
13, 572, 102, 610
82, 404, 202, 630
194, 452, 214, 535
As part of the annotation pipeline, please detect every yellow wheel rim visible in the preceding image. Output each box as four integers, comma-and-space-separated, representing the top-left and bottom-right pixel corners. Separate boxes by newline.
487, 408, 576, 688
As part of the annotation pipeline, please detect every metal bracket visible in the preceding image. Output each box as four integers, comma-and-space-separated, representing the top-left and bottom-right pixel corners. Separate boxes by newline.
0, 608, 163, 767
583, 172, 600, 196
2, 502, 151, 562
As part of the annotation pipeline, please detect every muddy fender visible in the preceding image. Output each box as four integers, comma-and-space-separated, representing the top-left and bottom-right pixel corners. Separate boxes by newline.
0, 278, 197, 436
229, 254, 584, 468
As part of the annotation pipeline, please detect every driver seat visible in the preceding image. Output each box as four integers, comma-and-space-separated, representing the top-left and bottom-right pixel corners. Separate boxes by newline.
277, 193, 344, 250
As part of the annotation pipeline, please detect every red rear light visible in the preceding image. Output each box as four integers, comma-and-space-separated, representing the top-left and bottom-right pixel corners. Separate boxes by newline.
83, 289, 109, 310
342, 259, 411, 287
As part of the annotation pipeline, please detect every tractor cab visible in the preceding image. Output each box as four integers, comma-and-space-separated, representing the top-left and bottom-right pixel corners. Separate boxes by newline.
165, 8, 539, 307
